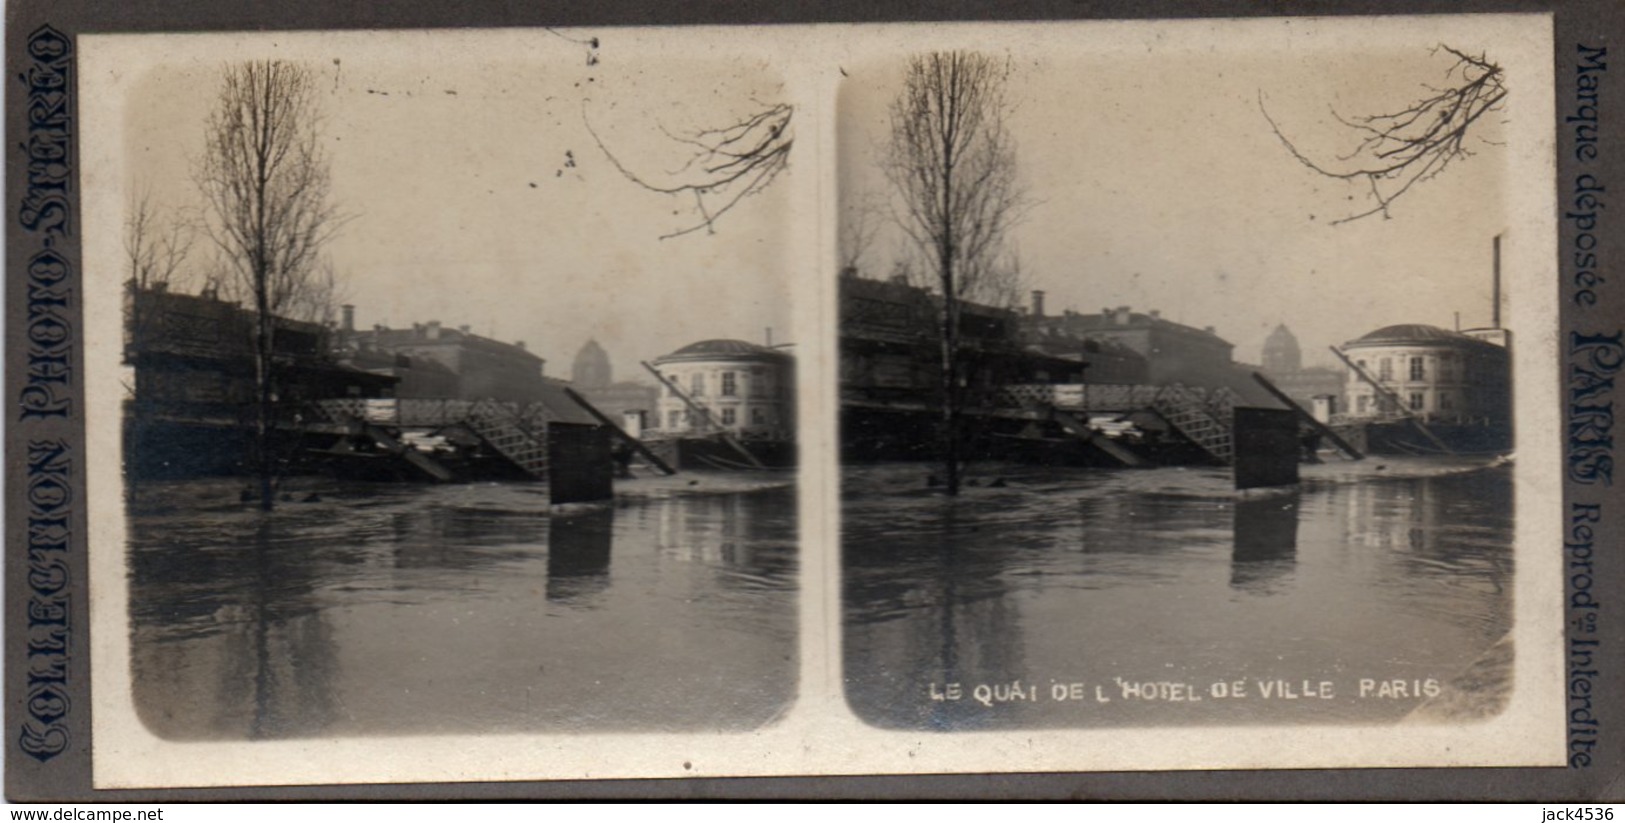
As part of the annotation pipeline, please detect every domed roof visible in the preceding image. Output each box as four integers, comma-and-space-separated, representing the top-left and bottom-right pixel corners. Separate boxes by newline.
1345, 324, 1481, 347
655, 338, 792, 363
1264, 323, 1297, 343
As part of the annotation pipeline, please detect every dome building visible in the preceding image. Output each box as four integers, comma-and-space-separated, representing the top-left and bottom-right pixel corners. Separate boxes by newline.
571, 339, 612, 390
567, 339, 658, 433
1339, 323, 1510, 427
1258, 323, 1344, 413
650, 339, 796, 447
1261, 324, 1302, 374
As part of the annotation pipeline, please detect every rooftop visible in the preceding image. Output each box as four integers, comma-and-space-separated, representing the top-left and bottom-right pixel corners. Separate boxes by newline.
655, 339, 792, 363
1345, 324, 1498, 348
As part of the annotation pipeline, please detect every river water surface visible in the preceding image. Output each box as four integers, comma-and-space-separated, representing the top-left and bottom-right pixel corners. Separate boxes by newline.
127, 478, 798, 739
842, 458, 1513, 729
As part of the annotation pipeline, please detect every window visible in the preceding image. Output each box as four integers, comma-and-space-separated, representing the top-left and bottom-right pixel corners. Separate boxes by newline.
668, 410, 682, 429
752, 407, 766, 425
1440, 393, 1454, 411
691, 372, 705, 396
721, 407, 736, 425
1378, 358, 1393, 381
1409, 392, 1424, 411
1409, 356, 1425, 381
721, 371, 737, 397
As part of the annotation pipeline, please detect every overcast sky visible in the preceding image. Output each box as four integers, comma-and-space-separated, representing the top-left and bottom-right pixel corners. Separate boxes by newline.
837, 22, 1539, 367
89, 18, 1549, 381
111, 32, 794, 383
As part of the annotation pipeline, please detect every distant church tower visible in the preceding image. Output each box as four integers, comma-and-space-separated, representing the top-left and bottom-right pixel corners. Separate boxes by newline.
1262, 324, 1302, 374
572, 339, 612, 389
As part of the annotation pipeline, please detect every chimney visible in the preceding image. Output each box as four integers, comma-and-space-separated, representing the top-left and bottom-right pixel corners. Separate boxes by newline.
1031, 290, 1046, 319
1203, 325, 1216, 335
425, 320, 441, 340
458, 324, 471, 335
341, 304, 355, 333
1492, 233, 1502, 330
1115, 306, 1131, 326
1148, 309, 1161, 320
515, 340, 526, 350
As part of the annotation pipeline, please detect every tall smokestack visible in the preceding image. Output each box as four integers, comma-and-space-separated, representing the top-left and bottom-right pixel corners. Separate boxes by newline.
1492, 233, 1502, 329
341, 304, 355, 333
1031, 290, 1046, 318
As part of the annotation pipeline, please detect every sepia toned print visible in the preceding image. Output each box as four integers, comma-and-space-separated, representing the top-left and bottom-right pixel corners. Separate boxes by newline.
97, 35, 800, 741
836, 40, 1537, 729
72, 18, 1563, 790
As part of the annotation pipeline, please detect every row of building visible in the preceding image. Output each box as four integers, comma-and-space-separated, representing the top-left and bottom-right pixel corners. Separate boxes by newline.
124, 283, 798, 477
124, 266, 1512, 479
332, 306, 797, 445
838, 267, 1513, 457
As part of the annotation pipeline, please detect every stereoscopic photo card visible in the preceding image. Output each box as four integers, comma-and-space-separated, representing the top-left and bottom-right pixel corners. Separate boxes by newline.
7, 3, 1619, 800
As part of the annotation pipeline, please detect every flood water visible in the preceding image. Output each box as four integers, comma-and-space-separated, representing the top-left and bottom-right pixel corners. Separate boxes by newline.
127, 479, 797, 740
841, 458, 1514, 729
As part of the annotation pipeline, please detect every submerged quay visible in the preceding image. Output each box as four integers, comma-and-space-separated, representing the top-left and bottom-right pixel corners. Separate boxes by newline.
841, 456, 1514, 730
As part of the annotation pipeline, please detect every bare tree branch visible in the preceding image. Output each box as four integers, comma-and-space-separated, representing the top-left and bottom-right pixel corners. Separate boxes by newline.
839, 193, 883, 274
586, 101, 792, 240
123, 190, 197, 393
197, 61, 347, 321
125, 189, 196, 293
1261, 44, 1506, 225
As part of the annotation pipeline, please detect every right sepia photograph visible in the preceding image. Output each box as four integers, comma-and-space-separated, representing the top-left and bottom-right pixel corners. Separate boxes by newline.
836, 22, 1551, 732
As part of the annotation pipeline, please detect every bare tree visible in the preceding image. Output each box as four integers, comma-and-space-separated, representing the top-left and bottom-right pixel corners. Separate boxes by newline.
123, 191, 196, 363
281, 257, 347, 327
196, 60, 343, 510
1261, 45, 1506, 225
125, 190, 196, 293
839, 194, 882, 274
122, 193, 198, 496
881, 51, 1027, 495
972, 248, 1025, 313
588, 101, 792, 240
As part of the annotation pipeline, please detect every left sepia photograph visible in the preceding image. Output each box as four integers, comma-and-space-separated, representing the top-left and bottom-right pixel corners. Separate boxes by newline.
86, 31, 801, 744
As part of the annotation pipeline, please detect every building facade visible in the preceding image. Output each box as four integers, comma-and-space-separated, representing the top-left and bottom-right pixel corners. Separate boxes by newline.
1339, 323, 1511, 424
342, 316, 547, 404
649, 339, 795, 442
1025, 303, 1235, 386
127, 285, 396, 417
123, 284, 397, 477
840, 275, 1087, 410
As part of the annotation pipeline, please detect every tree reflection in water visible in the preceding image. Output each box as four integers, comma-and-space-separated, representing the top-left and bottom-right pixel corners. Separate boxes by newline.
128, 482, 797, 739
842, 462, 1514, 730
